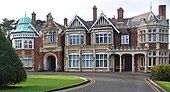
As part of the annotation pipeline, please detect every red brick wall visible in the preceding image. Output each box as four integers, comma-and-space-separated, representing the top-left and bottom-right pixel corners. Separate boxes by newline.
86, 33, 91, 45
149, 43, 156, 49
130, 28, 138, 46
160, 43, 168, 49
114, 28, 138, 48
34, 37, 43, 71
114, 31, 120, 47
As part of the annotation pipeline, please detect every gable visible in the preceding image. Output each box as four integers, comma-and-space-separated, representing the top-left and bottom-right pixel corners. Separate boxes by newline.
95, 16, 110, 26
70, 18, 83, 27
68, 16, 88, 31
90, 13, 120, 33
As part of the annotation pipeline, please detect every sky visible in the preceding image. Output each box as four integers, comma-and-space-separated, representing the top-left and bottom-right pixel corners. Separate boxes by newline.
0, 0, 169, 25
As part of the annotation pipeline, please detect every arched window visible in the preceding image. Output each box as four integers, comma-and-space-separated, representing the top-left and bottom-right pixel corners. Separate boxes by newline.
24, 41, 28, 48
29, 41, 32, 48
51, 32, 56, 42
148, 29, 156, 42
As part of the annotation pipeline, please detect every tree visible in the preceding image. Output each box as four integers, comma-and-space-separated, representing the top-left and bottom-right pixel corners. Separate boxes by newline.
36, 19, 46, 26
0, 18, 16, 39
0, 28, 27, 87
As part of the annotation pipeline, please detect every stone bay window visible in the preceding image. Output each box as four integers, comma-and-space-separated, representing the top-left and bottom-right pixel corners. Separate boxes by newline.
148, 29, 156, 42
82, 54, 93, 68
68, 53, 79, 68
95, 31, 111, 44
68, 34, 84, 45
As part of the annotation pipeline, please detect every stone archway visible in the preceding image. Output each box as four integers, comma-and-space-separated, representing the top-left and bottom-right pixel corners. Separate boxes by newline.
122, 54, 132, 71
134, 54, 145, 72
44, 53, 58, 71
46, 55, 56, 71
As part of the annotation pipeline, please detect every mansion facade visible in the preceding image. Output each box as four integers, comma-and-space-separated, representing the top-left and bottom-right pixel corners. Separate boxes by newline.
10, 5, 169, 72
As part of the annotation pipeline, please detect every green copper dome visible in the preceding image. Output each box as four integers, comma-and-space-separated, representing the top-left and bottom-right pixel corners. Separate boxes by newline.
14, 16, 34, 32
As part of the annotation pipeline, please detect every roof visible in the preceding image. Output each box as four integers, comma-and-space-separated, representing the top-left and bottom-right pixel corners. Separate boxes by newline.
13, 16, 35, 32
65, 11, 160, 34
12, 16, 40, 36
126, 12, 159, 26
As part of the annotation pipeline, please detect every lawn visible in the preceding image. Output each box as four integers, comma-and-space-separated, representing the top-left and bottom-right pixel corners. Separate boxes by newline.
156, 81, 170, 92
0, 75, 85, 92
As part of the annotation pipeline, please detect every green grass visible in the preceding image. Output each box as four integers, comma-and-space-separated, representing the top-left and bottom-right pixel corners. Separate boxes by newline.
156, 81, 170, 92
0, 75, 84, 92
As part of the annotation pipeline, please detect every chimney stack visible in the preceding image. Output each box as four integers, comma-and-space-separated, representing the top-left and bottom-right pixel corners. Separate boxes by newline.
159, 5, 166, 20
31, 12, 36, 26
93, 5, 97, 22
117, 7, 124, 22
64, 18, 68, 27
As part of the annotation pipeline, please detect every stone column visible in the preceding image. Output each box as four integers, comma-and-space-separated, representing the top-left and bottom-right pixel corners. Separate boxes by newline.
93, 48, 96, 72
156, 57, 159, 65
132, 55, 135, 72
112, 55, 115, 72
107, 55, 110, 71
120, 55, 122, 72
65, 49, 68, 71
144, 55, 147, 72
166, 57, 169, 64
79, 49, 82, 72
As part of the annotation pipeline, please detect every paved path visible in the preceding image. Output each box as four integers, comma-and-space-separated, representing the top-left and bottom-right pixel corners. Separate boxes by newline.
27, 72, 154, 92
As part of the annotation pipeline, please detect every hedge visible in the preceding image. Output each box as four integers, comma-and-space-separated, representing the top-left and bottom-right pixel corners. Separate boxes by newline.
151, 65, 170, 81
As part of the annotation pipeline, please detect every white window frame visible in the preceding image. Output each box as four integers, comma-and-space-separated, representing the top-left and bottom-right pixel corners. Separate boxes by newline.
148, 29, 156, 42
68, 34, 84, 45
140, 57, 145, 67
95, 32, 111, 44
96, 53, 107, 68
121, 35, 129, 44
20, 56, 33, 67
148, 57, 156, 67
68, 53, 79, 68
82, 53, 93, 68
15, 39, 22, 49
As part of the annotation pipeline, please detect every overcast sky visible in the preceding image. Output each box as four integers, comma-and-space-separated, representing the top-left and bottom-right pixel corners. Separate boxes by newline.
0, 0, 169, 25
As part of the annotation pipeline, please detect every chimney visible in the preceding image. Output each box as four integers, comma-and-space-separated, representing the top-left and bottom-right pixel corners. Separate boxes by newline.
64, 18, 68, 27
117, 7, 124, 22
159, 5, 166, 20
31, 12, 36, 26
46, 13, 53, 22
93, 5, 97, 21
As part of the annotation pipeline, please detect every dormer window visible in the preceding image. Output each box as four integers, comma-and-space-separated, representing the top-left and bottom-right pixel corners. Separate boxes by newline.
121, 35, 129, 44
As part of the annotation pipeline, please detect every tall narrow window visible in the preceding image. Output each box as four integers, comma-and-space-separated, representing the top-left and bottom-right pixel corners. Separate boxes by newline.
24, 41, 28, 48
15, 40, 22, 49
148, 29, 156, 42
29, 41, 32, 48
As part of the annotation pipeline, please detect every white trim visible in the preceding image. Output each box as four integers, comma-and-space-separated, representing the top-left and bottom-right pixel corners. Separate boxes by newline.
29, 23, 40, 36
68, 15, 88, 31
96, 52, 107, 54
90, 13, 120, 33
69, 53, 79, 55
82, 53, 93, 55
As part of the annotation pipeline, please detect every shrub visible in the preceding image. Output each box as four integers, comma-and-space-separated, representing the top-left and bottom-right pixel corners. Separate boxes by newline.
0, 29, 27, 87
151, 65, 170, 81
